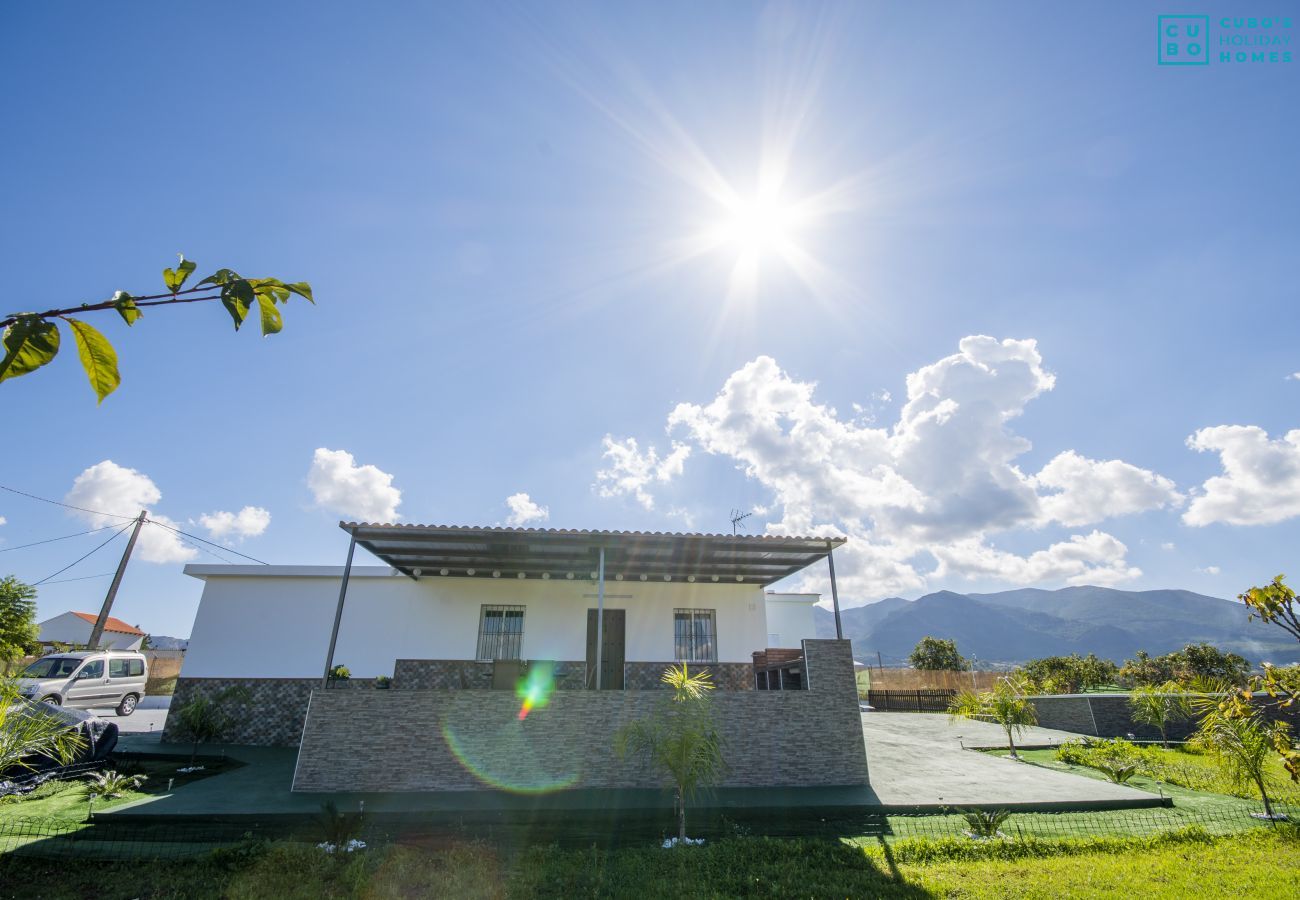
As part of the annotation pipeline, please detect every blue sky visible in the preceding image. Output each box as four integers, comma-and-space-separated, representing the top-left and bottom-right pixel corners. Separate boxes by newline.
0, 1, 1296, 638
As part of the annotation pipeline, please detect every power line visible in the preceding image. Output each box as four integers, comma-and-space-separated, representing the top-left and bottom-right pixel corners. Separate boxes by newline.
159, 526, 242, 565
40, 571, 117, 586
32, 520, 135, 586
0, 524, 121, 554
0, 484, 139, 521
144, 519, 269, 565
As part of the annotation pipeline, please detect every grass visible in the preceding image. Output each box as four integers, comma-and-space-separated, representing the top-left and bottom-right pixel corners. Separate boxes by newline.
0, 827, 1297, 898
0, 755, 234, 823
983, 746, 1300, 813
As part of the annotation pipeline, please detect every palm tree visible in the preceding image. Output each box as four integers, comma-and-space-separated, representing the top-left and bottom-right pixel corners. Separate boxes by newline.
1191, 703, 1288, 819
615, 664, 727, 843
0, 677, 85, 775
949, 677, 1039, 760
1129, 682, 1190, 748
172, 685, 250, 764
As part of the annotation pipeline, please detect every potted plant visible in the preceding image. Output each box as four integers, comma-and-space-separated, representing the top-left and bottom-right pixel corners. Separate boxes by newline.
374, 675, 392, 690
327, 664, 351, 687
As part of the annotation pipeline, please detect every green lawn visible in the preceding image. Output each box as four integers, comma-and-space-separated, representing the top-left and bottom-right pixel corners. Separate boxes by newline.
983, 746, 1300, 813
0, 756, 235, 824
0, 828, 1296, 898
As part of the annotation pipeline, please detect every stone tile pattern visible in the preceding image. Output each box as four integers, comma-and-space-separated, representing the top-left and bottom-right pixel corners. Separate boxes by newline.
394, 659, 493, 690
1030, 693, 1300, 741
293, 639, 867, 792
624, 662, 753, 691
394, 659, 588, 691
162, 677, 316, 747
162, 676, 381, 747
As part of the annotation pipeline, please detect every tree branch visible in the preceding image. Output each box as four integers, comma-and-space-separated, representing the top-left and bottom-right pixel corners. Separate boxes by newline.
2, 287, 224, 329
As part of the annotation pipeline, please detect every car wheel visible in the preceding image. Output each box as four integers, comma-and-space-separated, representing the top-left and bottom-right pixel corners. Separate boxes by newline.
116, 694, 138, 717
40, 695, 62, 706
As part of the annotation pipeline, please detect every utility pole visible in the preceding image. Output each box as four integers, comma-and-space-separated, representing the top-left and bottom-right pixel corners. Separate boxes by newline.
87, 510, 147, 650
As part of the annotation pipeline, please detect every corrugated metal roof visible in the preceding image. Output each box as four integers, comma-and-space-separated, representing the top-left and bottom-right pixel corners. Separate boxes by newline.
339, 522, 845, 586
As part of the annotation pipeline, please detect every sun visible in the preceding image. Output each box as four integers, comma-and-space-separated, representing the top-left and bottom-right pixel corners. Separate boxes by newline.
711, 189, 803, 257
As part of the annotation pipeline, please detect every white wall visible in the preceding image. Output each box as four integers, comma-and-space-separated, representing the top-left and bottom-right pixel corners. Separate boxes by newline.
181, 567, 769, 678
38, 612, 144, 651
764, 593, 819, 648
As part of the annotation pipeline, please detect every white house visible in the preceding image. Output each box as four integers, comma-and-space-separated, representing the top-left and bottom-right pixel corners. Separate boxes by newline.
37, 611, 146, 651
165, 523, 868, 794
763, 591, 820, 648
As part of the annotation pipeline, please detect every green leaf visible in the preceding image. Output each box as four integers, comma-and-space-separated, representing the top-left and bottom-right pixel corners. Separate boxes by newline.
65, 317, 120, 403
112, 291, 142, 326
0, 317, 60, 383
220, 279, 256, 330
198, 268, 241, 288
285, 281, 314, 303
163, 254, 197, 293
251, 278, 290, 304
256, 294, 283, 335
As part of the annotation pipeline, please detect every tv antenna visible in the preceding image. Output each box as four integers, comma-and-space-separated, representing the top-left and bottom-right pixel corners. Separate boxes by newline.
729, 509, 753, 536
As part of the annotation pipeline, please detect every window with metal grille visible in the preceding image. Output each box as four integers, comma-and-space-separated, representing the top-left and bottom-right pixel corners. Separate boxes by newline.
477, 605, 525, 660
673, 608, 717, 662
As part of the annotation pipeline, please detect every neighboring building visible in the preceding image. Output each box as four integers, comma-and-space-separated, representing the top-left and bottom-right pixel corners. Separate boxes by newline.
165, 523, 868, 795
37, 611, 146, 651
763, 591, 820, 648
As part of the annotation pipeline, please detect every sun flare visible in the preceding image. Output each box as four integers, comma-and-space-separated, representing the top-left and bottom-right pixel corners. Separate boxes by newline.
711, 190, 803, 256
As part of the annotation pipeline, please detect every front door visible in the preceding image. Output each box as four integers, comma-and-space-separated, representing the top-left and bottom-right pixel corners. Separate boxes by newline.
585, 609, 625, 690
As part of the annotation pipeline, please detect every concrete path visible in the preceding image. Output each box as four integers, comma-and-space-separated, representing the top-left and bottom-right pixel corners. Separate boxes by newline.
862, 712, 1160, 810
86, 694, 170, 735
101, 708, 1161, 817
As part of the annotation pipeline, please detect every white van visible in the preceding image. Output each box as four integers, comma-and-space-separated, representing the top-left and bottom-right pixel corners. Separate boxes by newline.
17, 650, 149, 716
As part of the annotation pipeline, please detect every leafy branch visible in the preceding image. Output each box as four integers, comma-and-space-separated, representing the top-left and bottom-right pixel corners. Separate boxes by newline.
0, 255, 313, 403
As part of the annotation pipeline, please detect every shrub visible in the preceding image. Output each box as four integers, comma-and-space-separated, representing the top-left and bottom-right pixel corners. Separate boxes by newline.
317, 800, 364, 848
84, 769, 147, 800
960, 808, 1011, 837
328, 664, 351, 681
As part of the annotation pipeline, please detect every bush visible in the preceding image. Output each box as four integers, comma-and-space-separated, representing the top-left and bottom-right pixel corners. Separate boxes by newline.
874, 825, 1218, 865
84, 769, 147, 800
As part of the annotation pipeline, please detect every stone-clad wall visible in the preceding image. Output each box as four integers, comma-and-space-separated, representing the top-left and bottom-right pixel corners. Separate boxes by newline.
624, 662, 753, 691
1030, 693, 1300, 741
293, 640, 866, 792
394, 659, 588, 690
162, 676, 376, 747
163, 677, 316, 747
394, 659, 493, 690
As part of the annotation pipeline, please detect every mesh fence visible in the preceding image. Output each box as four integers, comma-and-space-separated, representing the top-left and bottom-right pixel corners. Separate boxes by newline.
0, 802, 1293, 861
875, 803, 1296, 842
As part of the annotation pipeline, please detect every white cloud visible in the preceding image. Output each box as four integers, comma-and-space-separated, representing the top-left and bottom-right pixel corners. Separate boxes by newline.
1183, 426, 1300, 526
307, 448, 402, 522
602, 337, 1176, 597
594, 436, 691, 510
1161, 542, 1176, 551
504, 492, 549, 527
931, 531, 1141, 588
1032, 450, 1183, 527
0, 516, 6, 526
199, 506, 271, 540
64, 460, 196, 563
1288, 373, 1300, 381
1195, 565, 1222, 575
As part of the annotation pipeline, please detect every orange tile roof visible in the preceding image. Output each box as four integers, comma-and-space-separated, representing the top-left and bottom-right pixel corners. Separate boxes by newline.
71, 611, 145, 636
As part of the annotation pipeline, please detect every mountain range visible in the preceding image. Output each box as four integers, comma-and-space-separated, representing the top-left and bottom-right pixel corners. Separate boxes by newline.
813, 586, 1300, 667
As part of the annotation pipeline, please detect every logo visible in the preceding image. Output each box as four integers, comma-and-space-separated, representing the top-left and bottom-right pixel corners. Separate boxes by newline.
1158, 15, 1294, 66
1159, 15, 1210, 65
